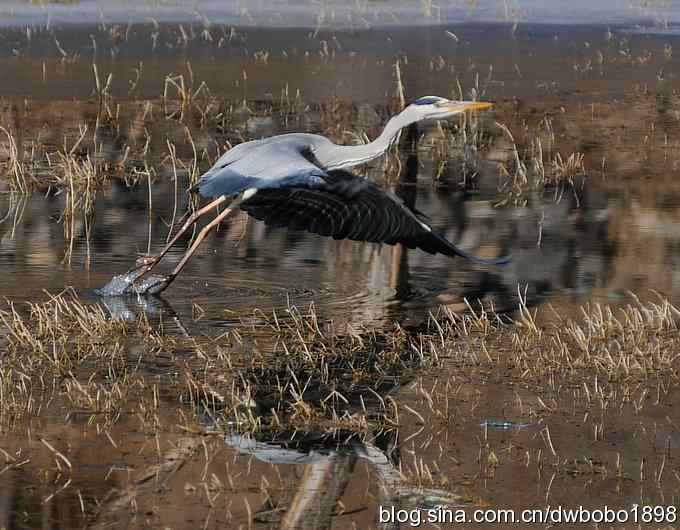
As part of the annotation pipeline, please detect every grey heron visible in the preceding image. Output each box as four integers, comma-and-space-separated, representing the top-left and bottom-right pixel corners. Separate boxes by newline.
127, 96, 508, 295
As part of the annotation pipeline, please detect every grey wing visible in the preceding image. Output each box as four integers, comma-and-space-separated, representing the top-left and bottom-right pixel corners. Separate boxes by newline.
191, 138, 328, 198
212, 138, 264, 168
240, 170, 510, 265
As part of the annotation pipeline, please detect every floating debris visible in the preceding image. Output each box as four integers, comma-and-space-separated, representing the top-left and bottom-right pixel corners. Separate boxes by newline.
480, 420, 535, 429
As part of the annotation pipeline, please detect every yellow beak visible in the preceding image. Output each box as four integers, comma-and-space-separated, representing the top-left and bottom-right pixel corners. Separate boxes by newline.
440, 100, 493, 112
463, 101, 493, 111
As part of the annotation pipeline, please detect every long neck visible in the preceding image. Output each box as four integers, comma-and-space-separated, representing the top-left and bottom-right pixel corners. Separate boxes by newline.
322, 112, 413, 170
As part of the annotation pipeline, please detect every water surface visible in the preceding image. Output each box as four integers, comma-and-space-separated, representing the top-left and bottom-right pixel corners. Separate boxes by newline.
1, 11, 680, 530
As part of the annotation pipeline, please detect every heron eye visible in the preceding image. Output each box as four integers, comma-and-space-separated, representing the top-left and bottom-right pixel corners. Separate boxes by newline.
412, 96, 442, 106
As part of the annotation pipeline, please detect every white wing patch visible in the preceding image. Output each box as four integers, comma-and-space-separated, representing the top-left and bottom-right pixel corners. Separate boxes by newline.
242, 188, 258, 200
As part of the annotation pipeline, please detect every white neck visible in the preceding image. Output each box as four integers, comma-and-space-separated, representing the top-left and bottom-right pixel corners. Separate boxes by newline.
320, 110, 416, 170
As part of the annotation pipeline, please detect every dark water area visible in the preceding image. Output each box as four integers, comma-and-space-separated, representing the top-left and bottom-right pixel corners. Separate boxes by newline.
0, 157, 614, 327
0, 20, 678, 103
1, 19, 678, 320
1, 9, 680, 530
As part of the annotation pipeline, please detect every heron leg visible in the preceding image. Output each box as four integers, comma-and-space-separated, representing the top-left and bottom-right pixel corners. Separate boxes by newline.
131, 195, 227, 273
146, 205, 238, 293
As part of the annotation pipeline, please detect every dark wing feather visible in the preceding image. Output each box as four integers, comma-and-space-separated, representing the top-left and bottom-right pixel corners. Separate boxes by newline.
240, 170, 509, 265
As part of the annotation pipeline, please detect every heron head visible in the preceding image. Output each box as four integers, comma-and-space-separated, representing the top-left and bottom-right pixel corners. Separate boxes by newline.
406, 96, 492, 120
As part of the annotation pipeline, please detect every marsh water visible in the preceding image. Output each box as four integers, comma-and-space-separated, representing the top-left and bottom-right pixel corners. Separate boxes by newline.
2, 3, 680, 529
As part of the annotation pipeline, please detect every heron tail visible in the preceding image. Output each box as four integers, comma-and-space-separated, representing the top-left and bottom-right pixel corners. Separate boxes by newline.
425, 229, 511, 266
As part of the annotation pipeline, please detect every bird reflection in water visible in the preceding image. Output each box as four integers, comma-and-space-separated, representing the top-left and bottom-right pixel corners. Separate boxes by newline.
223, 430, 471, 530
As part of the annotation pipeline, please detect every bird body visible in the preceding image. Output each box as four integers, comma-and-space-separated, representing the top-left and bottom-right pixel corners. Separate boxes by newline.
188, 97, 506, 266
122, 97, 505, 295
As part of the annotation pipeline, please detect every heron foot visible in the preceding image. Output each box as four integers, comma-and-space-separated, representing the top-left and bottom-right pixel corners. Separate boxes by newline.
135, 255, 158, 268
131, 274, 169, 295
120, 255, 160, 287
95, 269, 142, 296
96, 269, 167, 297
106, 256, 169, 296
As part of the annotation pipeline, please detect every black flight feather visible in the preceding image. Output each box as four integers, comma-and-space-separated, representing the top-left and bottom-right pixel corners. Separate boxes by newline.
240, 170, 509, 266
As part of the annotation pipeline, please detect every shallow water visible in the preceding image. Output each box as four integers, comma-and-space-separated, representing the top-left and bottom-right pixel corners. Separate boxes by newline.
2, 10, 680, 530
4, 0, 680, 28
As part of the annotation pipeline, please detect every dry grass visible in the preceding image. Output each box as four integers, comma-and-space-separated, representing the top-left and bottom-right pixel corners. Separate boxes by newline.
2, 289, 678, 436
494, 118, 587, 205
434, 292, 680, 383
1, 288, 680, 523
182, 305, 429, 436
